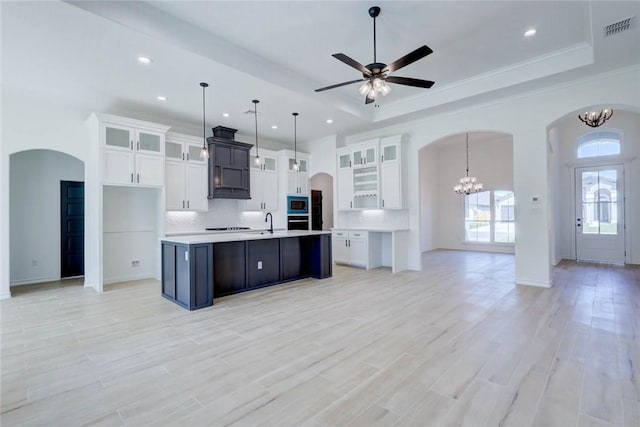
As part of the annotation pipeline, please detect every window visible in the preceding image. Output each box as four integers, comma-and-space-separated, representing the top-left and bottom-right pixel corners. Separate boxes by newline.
577, 131, 621, 159
465, 190, 515, 243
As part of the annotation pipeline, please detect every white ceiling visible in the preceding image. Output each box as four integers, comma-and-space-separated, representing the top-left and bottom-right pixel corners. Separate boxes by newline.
2, 1, 638, 147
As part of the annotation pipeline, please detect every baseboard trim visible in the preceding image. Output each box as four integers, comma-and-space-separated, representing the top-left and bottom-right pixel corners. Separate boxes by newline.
0, 291, 12, 300
103, 274, 155, 285
516, 279, 553, 288
10, 276, 60, 286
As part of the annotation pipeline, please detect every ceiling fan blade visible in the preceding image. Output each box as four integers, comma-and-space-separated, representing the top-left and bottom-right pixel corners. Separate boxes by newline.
332, 53, 372, 76
315, 78, 368, 92
383, 45, 433, 74
385, 76, 435, 89
365, 95, 375, 105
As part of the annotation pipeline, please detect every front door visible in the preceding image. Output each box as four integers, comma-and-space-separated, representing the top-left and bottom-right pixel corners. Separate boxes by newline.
61, 181, 84, 277
575, 165, 625, 263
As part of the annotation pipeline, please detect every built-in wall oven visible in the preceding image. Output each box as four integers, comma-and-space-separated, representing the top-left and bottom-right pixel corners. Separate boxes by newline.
287, 196, 309, 230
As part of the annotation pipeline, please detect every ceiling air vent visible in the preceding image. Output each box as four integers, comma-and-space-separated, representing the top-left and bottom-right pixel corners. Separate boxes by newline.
604, 16, 634, 37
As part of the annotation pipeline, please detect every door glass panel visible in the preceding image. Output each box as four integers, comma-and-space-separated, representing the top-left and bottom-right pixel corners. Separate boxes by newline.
353, 151, 362, 166
166, 141, 182, 159
105, 126, 130, 149
339, 154, 350, 168
365, 148, 376, 163
263, 157, 276, 171
581, 169, 617, 235
289, 158, 296, 171
299, 159, 307, 172
383, 145, 397, 161
139, 132, 161, 152
188, 145, 202, 161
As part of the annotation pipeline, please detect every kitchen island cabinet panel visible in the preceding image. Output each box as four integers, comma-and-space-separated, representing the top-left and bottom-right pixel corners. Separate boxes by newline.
280, 237, 309, 281
162, 242, 213, 310
248, 239, 281, 288
310, 234, 332, 279
213, 241, 247, 297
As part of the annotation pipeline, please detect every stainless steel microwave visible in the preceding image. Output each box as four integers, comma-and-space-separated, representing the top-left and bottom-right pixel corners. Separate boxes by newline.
287, 196, 309, 215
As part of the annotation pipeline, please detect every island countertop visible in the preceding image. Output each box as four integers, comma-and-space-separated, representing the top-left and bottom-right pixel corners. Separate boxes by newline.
162, 230, 332, 245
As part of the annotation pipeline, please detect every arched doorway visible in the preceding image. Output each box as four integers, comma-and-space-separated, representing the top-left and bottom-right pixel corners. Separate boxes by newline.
547, 107, 639, 264
9, 149, 85, 288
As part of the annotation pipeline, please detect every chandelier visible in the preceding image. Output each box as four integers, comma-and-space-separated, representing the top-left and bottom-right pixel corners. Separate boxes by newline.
578, 108, 613, 128
454, 133, 483, 195
358, 77, 391, 102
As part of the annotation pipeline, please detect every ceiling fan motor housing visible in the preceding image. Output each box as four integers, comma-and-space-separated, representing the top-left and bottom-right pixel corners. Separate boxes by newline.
364, 62, 388, 78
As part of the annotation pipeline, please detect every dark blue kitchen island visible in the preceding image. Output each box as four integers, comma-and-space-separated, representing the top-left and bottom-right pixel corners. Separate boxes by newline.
161, 231, 332, 310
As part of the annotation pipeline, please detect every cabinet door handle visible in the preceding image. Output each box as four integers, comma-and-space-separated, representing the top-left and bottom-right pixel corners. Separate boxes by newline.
137, 173, 140, 183
182, 153, 185, 161
130, 140, 133, 150
350, 201, 352, 208
130, 173, 133, 183
345, 240, 347, 247
349, 160, 352, 168
137, 141, 140, 151
183, 200, 185, 209
381, 155, 384, 162
382, 199, 385, 208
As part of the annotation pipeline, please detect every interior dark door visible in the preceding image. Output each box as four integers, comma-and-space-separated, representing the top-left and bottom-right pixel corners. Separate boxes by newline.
311, 190, 323, 231
61, 181, 84, 278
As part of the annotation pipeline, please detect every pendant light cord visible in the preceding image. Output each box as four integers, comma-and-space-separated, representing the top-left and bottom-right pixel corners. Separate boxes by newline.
373, 15, 377, 63
200, 82, 208, 151
253, 100, 259, 158
465, 132, 470, 177
293, 112, 299, 165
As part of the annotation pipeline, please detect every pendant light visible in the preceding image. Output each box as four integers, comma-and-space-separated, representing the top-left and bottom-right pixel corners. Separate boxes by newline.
199, 82, 209, 159
292, 112, 299, 171
252, 99, 261, 165
453, 132, 483, 195
578, 108, 613, 128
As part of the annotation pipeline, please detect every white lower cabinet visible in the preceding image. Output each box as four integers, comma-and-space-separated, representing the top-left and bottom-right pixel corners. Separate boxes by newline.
166, 161, 208, 211
332, 230, 369, 268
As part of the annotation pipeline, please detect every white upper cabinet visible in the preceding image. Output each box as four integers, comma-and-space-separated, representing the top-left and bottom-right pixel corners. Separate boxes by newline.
283, 151, 309, 195
379, 136, 405, 209
164, 132, 208, 211
98, 113, 169, 187
245, 149, 279, 211
336, 135, 405, 210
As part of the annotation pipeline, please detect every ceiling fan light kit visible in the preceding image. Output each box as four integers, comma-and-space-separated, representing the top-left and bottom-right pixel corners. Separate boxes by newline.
315, 5, 435, 104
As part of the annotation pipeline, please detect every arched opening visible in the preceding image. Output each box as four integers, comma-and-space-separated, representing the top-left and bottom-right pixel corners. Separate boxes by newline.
309, 172, 334, 230
547, 107, 639, 264
9, 149, 85, 291
418, 130, 514, 254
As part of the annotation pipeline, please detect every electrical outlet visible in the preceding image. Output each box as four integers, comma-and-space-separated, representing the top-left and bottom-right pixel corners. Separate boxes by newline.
131, 260, 141, 268
257, 261, 263, 270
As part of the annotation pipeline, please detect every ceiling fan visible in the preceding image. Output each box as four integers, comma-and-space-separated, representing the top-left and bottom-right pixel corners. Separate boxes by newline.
315, 6, 435, 104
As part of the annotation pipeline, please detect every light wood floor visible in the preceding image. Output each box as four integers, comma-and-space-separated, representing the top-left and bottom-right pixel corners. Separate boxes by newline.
1, 250, 639, 426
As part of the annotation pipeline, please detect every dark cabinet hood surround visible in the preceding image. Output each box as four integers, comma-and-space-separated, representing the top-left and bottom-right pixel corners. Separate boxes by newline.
207, 126, 252, 199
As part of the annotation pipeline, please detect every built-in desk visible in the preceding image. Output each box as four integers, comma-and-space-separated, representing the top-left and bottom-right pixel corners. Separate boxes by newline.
331, 228, 409, 273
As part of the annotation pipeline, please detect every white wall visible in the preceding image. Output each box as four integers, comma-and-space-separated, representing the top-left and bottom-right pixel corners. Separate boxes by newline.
342, 66, 640, 286
550, 109, 640, 264
1, 88, 96, 298
10, 150, 84, 285
419, 144, 438, 252
103, 186, 161, 283
432, 134, 514, 253
310, 173, 334, 230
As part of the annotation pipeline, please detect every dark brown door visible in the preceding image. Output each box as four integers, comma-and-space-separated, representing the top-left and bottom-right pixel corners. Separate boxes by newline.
61, 181, 84, 278
311, 190, 322, 231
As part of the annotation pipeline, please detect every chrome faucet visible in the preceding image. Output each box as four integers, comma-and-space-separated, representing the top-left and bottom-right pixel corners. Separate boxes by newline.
265, 212, 274, 234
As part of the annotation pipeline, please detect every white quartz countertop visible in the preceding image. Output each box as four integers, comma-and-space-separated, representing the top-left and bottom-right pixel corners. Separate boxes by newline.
165, 228, 285, 237
162, 230, 331, 245
330, 227, 409, 232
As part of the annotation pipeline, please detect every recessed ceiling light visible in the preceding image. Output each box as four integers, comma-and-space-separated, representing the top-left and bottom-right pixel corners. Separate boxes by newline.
137, 56, 152, 64
524, 29, 537, 37
271, 125, 278, 129
157, 96, 167, 101
222, 113, 229, 118
326, 119, 334, 124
